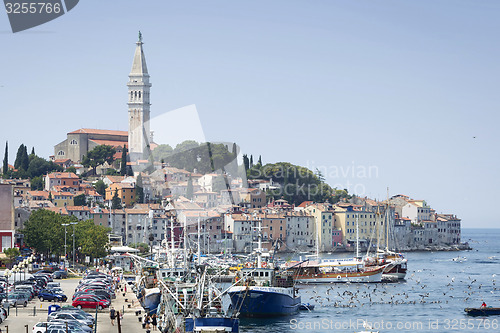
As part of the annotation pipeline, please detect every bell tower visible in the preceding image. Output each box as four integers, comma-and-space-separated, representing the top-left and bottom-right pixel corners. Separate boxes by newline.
128, 31, 151, 161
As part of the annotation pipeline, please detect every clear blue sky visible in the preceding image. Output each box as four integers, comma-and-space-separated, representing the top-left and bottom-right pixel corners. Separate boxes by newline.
1, 1, 499, 228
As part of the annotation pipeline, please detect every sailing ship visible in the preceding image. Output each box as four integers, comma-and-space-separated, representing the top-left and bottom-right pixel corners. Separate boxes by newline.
287, 257, 387, 283
287, 212, 390, 283
365, 201, 408, 280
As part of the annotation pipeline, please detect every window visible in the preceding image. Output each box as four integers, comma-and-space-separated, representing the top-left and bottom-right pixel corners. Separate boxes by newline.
70, 139, 78, 145
57, 150, 65, 156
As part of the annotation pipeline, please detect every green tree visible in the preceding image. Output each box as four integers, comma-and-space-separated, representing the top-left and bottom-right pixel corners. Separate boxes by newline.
174, 140, 199, 153
106, 169, 119, 175
82, 145, 116, 175
111, 189, 122, 209
242, 154, 249, 171
2, 248, 20, 268
151, 144, 173, 163
136, 185, 144, 204
250, 155, 253, 167
66, 166, 77, 174
31, 176, 44, 190
258, 155, 262, 166
26, 155, 63, 178
74, 193, 86, 206
120, 145, 128, 176
14, 144, 29, 171
48, 192, 53, 202
93, 180, 107, 196
2, 141, 8, 175
21, 209, 71, 258
75, 220, 110, 261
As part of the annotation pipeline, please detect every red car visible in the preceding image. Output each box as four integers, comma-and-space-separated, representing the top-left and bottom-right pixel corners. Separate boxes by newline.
72, 296, 110, 309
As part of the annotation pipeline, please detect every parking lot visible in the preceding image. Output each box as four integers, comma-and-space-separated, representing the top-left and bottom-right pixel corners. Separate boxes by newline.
2, 275, 145, 332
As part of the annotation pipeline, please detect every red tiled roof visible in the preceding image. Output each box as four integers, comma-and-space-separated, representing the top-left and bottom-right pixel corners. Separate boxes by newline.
69, 128, 128, 136
66, 206, 91, 211
297, 201, 313, 208
47, 172, 79, 179
89, 140, 127, 147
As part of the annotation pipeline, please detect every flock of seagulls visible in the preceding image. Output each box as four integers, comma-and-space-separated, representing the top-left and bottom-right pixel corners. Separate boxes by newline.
299, 261, 498, 309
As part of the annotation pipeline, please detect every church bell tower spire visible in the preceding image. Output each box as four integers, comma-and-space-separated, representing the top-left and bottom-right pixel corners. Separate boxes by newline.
128, 31, 151, 161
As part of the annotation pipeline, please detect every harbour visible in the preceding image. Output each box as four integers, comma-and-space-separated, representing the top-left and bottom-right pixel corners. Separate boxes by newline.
122, 228, 498, 333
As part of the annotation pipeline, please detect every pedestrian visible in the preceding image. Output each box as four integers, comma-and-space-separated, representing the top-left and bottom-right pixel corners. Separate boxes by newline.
109, 306, 116, 326
152, 313, 157, 330
481, 301, 487, 308
145, 315, 151, 330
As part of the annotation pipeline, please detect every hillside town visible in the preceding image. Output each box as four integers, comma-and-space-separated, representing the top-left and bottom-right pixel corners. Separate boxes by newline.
1, 166, 464, 254
0, 34, 465, 257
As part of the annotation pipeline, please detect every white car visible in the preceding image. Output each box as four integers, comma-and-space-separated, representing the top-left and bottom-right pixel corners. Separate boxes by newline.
0, 307, 7, 323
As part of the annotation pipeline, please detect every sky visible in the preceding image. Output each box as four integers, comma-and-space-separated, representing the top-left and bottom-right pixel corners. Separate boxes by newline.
1, 1, 499, 228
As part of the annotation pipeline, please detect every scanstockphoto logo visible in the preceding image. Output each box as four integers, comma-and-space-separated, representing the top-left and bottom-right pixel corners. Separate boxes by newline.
4, 0, 79, 33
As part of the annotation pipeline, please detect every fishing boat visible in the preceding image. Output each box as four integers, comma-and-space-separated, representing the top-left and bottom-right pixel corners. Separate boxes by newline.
136, 265, 162, 315
153, 216, 239, 333
226, 218, 301, 317
227, 266, 300, 317
465, 307, 500, 316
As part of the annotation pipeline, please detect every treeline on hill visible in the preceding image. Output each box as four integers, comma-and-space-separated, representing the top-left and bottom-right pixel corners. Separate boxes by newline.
2, 142, 63, 190
152, 140, 239, 175
244, 158, 351, 205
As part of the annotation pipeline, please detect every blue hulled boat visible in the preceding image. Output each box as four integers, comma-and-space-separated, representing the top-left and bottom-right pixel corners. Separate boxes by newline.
185, 317, 239, 332
227, 266, 300, 317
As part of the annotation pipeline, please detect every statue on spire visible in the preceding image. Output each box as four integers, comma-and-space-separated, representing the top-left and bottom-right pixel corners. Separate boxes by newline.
138, 30, 143, 42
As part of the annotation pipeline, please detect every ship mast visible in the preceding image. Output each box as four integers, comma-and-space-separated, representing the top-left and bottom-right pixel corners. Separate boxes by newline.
386, 187, 390, 252
356, 212, 360, 259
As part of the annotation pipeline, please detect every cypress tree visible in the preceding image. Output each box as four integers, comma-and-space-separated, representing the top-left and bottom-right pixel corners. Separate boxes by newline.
2, 141, 8, 175
14, 144, 24, 169
250, 155, 254, 168
120, 146, 128, 176
111, 189, 122, 209
243, 154, 249, 171
21, 145, 29, 171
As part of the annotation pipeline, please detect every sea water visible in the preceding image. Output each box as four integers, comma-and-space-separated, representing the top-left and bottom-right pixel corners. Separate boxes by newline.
238, 228, 500, 333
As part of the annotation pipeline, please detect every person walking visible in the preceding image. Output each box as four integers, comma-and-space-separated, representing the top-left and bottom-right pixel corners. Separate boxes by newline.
109, 306, 116, 326
152, 313, 158, 330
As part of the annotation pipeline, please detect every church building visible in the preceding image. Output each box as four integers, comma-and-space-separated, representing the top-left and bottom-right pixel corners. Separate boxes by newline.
54, 33, 152, 163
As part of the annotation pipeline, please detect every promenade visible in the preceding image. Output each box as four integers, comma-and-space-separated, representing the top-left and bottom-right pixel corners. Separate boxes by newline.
2, 276, 146, 332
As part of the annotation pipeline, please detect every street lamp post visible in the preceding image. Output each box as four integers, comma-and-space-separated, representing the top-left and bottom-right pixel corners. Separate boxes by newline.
70, 222, 78, 269
62, 223, 70, 269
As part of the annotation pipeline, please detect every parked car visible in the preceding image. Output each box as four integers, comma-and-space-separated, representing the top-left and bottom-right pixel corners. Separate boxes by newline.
47, 282, 61, 289
52, 271, 68, 279
0, 306, 7, 323
2, 293, 29, 307
72, 296, 109, 310
49, 312, 94, 327
33, 321, 91, 333
47, 307, 94, 320
39, 289, 67, 302
49, 319, 92, 332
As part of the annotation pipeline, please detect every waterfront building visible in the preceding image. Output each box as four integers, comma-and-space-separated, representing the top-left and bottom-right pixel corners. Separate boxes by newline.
303, 203, 334, 252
